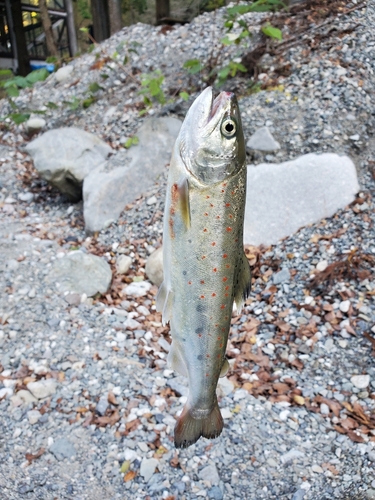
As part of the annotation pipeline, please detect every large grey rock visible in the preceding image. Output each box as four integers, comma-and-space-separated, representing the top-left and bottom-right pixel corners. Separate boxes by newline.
244, 153, 359, 246
140, 458, 159, 482
83, 117, 181, 233
47, 251, 112, 297
25, 128, 112, 201
246, 126, 280, 152
145, 247, 163, 286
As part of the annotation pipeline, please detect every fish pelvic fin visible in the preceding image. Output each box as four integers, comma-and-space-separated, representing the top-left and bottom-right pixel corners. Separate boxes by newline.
167, 341, 188, 377
234, 251, 252, 314
174, 399, 224, 449
219, 358, 230, 378
156, 282, 173, 326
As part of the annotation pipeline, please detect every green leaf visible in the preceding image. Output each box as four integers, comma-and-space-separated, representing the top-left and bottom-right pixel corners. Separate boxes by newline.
67, 97, 80, 110
79, 27, 89, 33
47, 102, 58, 109
100, 73, 109, 79
123, 55, 129, 65
82, 96, 96, 108
261, 24, 283, 40
227, 5, 252, 16
5, 85, 19, 97
88, 82, 102, 93
217, 66, 230, 80
183, 59, 202, 74
124, 136, 139, 149
0, 69, 12, 78
25, 68, 49, 85
9, 113, 30, 125
179, 91, 189, 101
149, 79, 161, 97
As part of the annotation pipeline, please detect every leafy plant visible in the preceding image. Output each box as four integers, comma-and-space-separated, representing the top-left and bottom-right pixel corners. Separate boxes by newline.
0, 68, 50, 98
124, 136, 139, 148
183, 59, 203, 75
139, 70, 166, 112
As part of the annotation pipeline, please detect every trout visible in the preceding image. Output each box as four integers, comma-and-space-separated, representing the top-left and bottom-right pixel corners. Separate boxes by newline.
156, 87, 251, 448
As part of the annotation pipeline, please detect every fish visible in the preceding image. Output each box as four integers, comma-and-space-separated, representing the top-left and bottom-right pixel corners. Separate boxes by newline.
156, 86, 251, 448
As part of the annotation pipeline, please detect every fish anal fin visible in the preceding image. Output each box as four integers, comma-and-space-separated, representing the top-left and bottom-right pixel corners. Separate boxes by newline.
167, 341, 188, 377
177, 177, 191, 229
219, 358, 230, 378
234, 252, 251, 313
174, 399, 223, 449
156, 282, 173, 326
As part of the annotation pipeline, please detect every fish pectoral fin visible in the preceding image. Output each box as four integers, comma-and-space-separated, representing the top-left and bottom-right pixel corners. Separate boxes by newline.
177, 176, 191, 229
219, 358, 230, 378
234, 252, 252, 313
156, 282, 173, 326
167, 341, 188, 377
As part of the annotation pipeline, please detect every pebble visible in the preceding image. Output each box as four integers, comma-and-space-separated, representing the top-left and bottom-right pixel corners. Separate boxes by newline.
27, 410, 41, 425
316, 261, 328, 272
140, 458, 159, 482
123, 281, 152, 297
26, 379, 57, 399
116, 255, 132, 274
199, 464, 220, 486
49, 438, 76, 461
351, 375, 370, 389
339, 300, 350, 313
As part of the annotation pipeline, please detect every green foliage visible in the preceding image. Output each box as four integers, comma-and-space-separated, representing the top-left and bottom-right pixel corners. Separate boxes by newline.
124, 136, 139, 149
139, 70, 166, 109
261, 23, 283, 40
88, 82, 103, 93
9, 113, 30, 125
77, 0, 92, 20
179, 91, 190, 101
0, 68, 50, 98
183, 59, 203, 75
66, 97, 80, 110
82, 96, 96, 108
216, 61, 247, 87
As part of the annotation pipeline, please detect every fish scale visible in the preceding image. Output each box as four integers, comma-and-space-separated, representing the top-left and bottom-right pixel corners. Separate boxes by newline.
156, 87, 251, 448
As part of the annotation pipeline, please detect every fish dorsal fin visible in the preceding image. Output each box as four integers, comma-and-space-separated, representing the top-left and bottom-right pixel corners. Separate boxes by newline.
167, 341, 188, 377
177, 176, 191, 229
156, 282, 174, 326
219, 358, 230, 378
234, 252, 251, 313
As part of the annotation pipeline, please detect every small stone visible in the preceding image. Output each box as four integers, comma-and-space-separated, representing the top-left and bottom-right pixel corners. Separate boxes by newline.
366, 489, 375, 500
320, 403, 330, 415
349, 134, 360, 141
273, 268, 290, 284
198, 464, 220, 486
311, 464, 324, 474
316, 261, 328, 272
25, 117, 46, 133
95, 395, 109, 416
49, 438, 76, 461
116, 255, 132, 274
18, 192, 34, 203
281, 449, 305, 464
221, 408, 232, 419
64, 293, 81, 306
339, 300, 350, 313
324, 338, 334, 352
208, 486, 224, 500
267, 458, 278, 468
137, 305, 150, 316
0, 388, 13, 399
157, 337, 170, 352
351, 375, 370, 389
146, 195, 157, 205
27, 379, 56, 399
123, 281, 151, 297
140, 457, 159, 482
55, 65, 73, 83
145, 247, 163, 286
217, 377, 234, 397
17, 390, 38, 405
292, 490, 306, 500
246, 126, 280, 152
27, 410, 41, 425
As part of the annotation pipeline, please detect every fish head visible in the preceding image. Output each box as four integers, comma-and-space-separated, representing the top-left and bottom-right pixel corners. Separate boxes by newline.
178, 87, 245, 185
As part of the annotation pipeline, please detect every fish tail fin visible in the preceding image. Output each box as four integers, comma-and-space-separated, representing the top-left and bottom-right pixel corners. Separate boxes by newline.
174, 400, 223, 449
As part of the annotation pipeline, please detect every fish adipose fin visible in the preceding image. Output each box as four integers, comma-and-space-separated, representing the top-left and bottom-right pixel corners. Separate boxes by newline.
174, 399, 224, 449
167, 341, 188, 377
219, 358, 230, 378
156, 283, 173, 326
234, 252, 251, 313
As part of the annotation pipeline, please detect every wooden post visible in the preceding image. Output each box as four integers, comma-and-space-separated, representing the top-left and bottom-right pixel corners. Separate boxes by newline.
39, 0, 59, 58
64, 0, 78, 56
7, 0, 31, 75
90, 0, 110, 43
156, 0, 170, 25
108, 0, 122, 36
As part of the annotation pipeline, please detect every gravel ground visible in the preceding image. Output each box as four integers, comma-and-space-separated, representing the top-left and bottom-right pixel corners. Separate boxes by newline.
1, 1, 375, 499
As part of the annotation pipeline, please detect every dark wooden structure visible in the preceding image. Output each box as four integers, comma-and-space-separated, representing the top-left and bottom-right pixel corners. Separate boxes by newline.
0, 0, 77, 74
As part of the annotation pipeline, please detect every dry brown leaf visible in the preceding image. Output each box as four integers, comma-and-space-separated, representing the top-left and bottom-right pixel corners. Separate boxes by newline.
108, 391, 119, 406
25, 448, 45, 462
347, 430, 364, 443
124, 470, 137, 482
322, 463, 339, 475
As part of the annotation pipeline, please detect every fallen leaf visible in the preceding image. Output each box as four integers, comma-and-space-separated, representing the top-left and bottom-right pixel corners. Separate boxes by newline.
347, 430, 364, 443
120, 460, 131, 473
124, 470, 137, 482
108, 391, 119, 406
25, 448, 45, 462
293, 395, 305, 405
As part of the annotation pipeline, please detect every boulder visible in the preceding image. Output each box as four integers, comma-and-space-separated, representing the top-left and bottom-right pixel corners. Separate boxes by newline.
55, 65, 73, 83
25, 127, 112, 201
145, 247, 163, 286
47, 251, 112, 297
244, 153, 359, 246
83, 117, 181, 233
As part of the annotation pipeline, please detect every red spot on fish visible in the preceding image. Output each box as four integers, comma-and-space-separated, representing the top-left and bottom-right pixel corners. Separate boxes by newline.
202, 256, 206, 260
203, 228, 208, 233
226, 264, 230, 269
210, 203, 214, 208
171, 183, 179, 202
206, 354, 210, 358
206, 195, 210, 199
206, 373, 209, 377
169, 218, 175, 239
225, 316, 228, 320
215, 324, 219, 327
217, 354, 221, 359
198, 334, 202, 338
204, 212, 208, 216
219, 343, 223, 348
225, 293, 229, 297
213, 268, 217, 272
200, 295, 205, 299
216, 215, 221, 219
221, 190, 225, 193
220, 304, 226, 309
188, 281, 192, 285
217, 337, 221, 340
225, 203, 231, 207
231, 190, 235, 195
223, 277, 228, 282
222, 182, 227, 187
211, 242, 216, 246
225, 286, 230, 290
223, 254, 228, 259
226, 227, 232, 232
212, 293, 216, 297
229, 214, 233, 219
200, 280, 205, 284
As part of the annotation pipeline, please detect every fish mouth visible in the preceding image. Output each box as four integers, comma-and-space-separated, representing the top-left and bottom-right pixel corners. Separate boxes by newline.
208, 91, 234, 123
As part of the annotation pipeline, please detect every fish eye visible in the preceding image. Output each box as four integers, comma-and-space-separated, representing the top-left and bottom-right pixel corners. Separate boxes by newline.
221, 118, 236, 138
